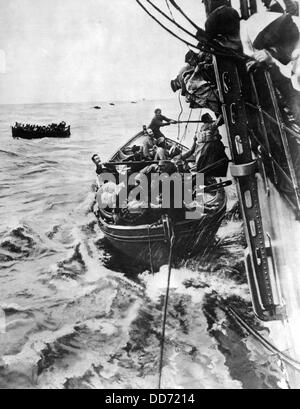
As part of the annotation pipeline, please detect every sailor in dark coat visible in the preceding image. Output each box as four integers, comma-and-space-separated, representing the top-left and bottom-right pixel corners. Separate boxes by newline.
181, 114, 229, 178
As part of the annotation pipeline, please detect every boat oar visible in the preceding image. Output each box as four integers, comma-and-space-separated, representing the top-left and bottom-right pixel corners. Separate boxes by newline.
103, 160, 196, 167
204, 180, 232, 193
197, 158, 230, 174
172, 120, 204, 124
103, 160, 162, 167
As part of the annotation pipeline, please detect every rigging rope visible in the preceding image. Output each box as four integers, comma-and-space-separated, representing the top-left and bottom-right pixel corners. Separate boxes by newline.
165, 0, 192, 52
135, 0, 244, 58
158, 215, 175, 389
168, 0, 200, 31
136, 0, 199, 50
194, 109, 203, 139
179, 108, 193, 144
148, 224, 155, 275
165, 0, 175, 21
144, 0, 198, 42
168, 0, 245, 59
177, 92, 184, 141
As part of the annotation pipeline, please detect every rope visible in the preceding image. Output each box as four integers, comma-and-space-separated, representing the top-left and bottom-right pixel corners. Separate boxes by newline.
165, 0, 192, 52
177, 92, 184, 141
144, 0, 198, 42
225, 306, 300, 372
165, 0, 176, 22
136, 0, 199, 50
148, 224, 155, 275
194, 109, 203, 139
135, 0, 245, 59
158, 215, 175, 389
168, 0, 200, 31
168, 0, 246, 60
197, 157, 230, 174
180, 108, 193, 144
246, 101, 300, 141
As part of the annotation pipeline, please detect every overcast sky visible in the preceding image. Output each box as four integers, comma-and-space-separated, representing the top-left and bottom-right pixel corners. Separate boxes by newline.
0, 0, 209, 104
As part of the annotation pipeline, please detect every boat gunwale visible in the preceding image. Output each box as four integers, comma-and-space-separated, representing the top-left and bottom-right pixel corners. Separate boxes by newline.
109, 131, 190, 162
97, 189, 226, 233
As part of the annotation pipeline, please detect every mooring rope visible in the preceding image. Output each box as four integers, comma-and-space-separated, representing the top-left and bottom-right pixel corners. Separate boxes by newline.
158, 216, 175, 389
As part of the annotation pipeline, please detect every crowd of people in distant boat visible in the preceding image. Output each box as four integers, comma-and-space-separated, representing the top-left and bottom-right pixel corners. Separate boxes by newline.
14, 121, 69, 132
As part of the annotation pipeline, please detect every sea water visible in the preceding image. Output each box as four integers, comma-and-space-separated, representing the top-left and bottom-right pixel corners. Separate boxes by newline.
0, 100, 285, 389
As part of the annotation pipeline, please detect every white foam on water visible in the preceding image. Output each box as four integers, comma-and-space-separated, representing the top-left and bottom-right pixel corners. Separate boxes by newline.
140, 266, 203, 303
141, 264, 250, 304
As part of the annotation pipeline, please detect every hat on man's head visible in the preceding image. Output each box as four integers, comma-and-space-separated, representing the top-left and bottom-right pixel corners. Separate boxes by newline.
205, 6, 240, 39
201, 113, 213, 123
253, 14, 299, 52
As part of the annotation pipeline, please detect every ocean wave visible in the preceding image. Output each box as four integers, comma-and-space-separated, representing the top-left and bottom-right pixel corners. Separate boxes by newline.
0, 149, 20, 158
0, 100, 285, 389
0, 223, 59, 263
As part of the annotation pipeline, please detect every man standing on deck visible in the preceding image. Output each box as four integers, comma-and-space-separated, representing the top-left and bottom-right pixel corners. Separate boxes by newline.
148, 108, 177, 139
181, 113, 229, 178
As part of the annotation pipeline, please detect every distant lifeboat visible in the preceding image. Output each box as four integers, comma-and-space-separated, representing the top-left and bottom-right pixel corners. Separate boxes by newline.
12, 124, 71, 139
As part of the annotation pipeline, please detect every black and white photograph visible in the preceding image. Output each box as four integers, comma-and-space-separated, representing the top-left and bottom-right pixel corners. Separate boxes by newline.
1, 0, 300, 391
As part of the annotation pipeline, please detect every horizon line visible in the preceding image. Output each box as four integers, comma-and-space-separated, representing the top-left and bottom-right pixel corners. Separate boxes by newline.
0, 97, 174, 106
